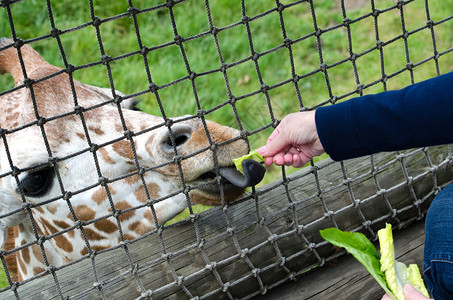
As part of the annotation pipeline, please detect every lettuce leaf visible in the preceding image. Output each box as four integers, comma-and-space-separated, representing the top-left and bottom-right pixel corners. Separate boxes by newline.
233, 150, 264, 174
378, 223, 429, 299
320, 224, 429, 299
320, 228, 392, 295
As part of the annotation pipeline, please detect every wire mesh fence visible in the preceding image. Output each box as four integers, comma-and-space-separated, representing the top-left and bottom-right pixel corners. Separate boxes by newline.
0, 0, 453, 299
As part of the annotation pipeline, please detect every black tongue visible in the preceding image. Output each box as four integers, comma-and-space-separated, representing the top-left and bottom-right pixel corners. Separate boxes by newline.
218, 159, 266, 188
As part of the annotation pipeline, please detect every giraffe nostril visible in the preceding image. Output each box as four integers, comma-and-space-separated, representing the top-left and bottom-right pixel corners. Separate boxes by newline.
174, 134, 189, 147
161, 126, 192, 153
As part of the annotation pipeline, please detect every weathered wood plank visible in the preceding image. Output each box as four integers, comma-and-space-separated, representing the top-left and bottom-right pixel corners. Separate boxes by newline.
1, 147, 451, 299
259, 219, 426, 300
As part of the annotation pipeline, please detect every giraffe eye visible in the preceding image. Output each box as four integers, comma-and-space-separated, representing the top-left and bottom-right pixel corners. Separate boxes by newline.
19, 168, 54, 197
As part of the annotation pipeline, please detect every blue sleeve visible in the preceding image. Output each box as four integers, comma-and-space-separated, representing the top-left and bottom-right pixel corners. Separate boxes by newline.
315, 71, 453, 161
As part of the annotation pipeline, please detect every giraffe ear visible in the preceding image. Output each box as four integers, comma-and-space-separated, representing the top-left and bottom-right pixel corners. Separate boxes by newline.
0, 38, 49, 86
0, 188, 27, 248
84, 85, 142, 111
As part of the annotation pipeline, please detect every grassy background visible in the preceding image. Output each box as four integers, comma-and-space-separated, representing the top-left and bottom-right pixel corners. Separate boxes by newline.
1, 0, 453, 287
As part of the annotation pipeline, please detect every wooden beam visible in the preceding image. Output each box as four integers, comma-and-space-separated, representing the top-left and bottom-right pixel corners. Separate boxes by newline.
259, 219, 426, 299
2, 147, 451, 299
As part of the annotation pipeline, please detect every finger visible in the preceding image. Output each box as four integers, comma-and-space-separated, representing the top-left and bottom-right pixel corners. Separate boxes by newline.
292, 154, 305, 168
273, 153, 286, 166
282, 153, 292, 166
288, 146, 302, 154
260, 130, 290, 157
404, 284, 431, 299
264, 156, 274, 166
295, 153, 312, 168
381, 294, 392, 300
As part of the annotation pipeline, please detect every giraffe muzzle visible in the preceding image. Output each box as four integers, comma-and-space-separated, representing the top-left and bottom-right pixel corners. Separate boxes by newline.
218, 159, 266, 188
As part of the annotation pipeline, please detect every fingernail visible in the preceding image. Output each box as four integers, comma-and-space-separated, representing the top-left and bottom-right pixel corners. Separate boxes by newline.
257, 146, 267, 154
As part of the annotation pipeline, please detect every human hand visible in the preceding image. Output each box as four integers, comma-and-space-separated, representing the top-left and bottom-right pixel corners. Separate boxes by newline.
381, 284, 432, 300
257, 111, 325, 168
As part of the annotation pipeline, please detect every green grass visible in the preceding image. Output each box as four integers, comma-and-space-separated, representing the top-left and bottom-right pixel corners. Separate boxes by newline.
1, 0, 451, 148
1, 0, 453, 286
0, 270, 7, 288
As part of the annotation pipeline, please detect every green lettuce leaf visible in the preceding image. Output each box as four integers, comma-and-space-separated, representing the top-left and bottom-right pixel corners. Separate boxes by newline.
378, 223, 429, 299
320, 228, 392, 295
233, 150, 264, 174
321, 224, 429, 300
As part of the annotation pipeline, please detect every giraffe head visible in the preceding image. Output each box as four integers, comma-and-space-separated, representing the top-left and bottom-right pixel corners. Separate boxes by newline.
0, 38, 251, 281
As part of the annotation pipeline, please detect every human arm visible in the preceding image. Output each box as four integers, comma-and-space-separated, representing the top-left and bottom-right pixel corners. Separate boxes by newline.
316, 71, 453, 161
259, 71, 453, 166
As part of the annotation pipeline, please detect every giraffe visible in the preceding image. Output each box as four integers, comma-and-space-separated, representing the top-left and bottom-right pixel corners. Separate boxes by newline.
0, 38, 251, 282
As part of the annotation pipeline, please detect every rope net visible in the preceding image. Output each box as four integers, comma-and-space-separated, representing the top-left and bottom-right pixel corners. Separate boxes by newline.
0, 0, 452, 299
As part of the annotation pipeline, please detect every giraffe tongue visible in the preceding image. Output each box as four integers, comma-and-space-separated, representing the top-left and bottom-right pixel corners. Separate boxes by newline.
218, 159, 265, 188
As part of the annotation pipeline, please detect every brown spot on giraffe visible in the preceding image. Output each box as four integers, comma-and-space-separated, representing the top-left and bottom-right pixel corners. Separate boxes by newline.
88, 125, 105, 135
76, 132, 85, 140
80, 245, 111, 256
84, 228, 106, 241
40, 217, 58, 235
80, 247, 88, 256
156, 163, 178, 176
39, 218, 74, 253
4, 228, 18, 281
144, 209, 155, 224
112, 139, 135, 160
32, 244, 45, 264
115, 123, 123, 132
72, 205, 96, 222
134, 182, 161, 202
17, 272, 23, 283
91, 186, 116, 205
124, 172, 141, 184
34, 206, 45, 214
114, 120, 135, 132
98, 147, 115, 164
54, 220, 75, 238
110, 201, 135, 222
5, 112, 20, 124
128, 221, 152, 235
120, 234, 135, 243
94, 218, 118, 234
33, 267, 45, 276
145, 135, 155, 159
20, 240, 30, 264
53, 234, 73, 253
46, 204, 59, 215
54, 220, 71, 230
91, 187, 107, 205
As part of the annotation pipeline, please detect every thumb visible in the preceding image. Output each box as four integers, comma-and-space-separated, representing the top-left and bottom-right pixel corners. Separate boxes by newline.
404, 284, 431, 300
257, 127, 290, 157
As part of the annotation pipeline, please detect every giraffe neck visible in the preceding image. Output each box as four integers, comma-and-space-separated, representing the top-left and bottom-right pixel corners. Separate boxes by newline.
9, 172, 187, 281
12, 221, 64, 282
